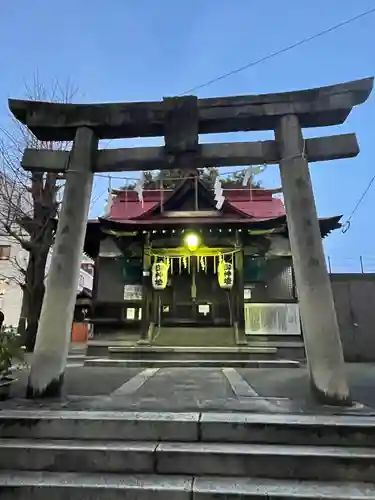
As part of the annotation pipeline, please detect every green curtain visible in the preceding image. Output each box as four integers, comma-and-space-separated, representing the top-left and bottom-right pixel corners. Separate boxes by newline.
243, 257, 266, 282
122, 257, 142, 284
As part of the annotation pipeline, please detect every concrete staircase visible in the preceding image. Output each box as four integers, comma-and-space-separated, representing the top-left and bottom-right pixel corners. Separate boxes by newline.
86, 327, 306, 366
85, 326, 304, 368
0, 410, 375, 498
85, 345, 300, 368
246, 333, 305, 361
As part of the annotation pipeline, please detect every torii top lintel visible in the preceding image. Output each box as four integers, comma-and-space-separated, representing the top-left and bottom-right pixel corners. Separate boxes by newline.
8, 77, 373, 142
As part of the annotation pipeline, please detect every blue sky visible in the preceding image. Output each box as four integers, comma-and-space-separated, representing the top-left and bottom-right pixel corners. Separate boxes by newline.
1, 0, 374, 272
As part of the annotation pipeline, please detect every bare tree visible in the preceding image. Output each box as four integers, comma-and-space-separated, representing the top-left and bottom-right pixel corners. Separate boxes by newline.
0, 75, 77, 351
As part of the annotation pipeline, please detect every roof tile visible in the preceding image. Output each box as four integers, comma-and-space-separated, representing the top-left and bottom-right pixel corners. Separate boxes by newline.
109, 188, 285, 221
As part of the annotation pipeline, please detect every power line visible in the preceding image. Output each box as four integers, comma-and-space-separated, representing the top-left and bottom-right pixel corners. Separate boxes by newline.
95, 169, 255, 184
90, 190, 107, 209
95, 173, 138, 181
95, 1, 375, 217
180, 6, 375, 95
94, 8, 375, 185
342, 174, 375, 233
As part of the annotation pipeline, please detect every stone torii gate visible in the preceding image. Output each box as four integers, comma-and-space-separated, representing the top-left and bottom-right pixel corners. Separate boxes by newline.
10, 77, 373, 402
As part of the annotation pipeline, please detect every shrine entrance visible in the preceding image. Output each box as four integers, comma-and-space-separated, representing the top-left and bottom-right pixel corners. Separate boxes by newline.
149, 245, 239, 333
158, 257, 233, 327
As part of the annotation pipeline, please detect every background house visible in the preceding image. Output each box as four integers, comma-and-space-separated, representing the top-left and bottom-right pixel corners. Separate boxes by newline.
0, 242, 94, 327
0, 233, 28, 325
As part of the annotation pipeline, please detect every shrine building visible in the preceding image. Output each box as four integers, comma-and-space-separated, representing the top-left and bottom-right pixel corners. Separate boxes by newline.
82, 172, 340, 349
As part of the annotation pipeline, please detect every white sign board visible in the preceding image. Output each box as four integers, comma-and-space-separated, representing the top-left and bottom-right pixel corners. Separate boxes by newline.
126, 308, 136, 320
198, 304, 210, 316
78, 268, 93, 293
124, 285, 143, 301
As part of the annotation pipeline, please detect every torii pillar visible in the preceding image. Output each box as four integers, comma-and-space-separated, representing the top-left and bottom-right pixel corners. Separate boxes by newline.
276, 115, 350, 405
27, 127, 97, 398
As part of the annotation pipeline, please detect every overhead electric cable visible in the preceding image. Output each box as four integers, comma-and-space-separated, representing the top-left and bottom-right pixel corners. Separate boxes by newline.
180, 6, 375, 95
342, 174, 375, 233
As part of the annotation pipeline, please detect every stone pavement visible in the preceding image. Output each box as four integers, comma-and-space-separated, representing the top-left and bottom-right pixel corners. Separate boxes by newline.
4, 363, 375, 415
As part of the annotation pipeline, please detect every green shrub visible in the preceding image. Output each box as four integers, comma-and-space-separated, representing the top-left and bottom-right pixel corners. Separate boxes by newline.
0, 326, 27, 379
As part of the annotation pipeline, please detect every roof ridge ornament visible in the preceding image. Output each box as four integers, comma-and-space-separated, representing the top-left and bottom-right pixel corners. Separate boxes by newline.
134, 173, 144, 207
214, 175, 225, 209
242, 165, 267, 187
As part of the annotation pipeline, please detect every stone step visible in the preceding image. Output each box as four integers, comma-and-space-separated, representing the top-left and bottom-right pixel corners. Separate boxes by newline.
69, 342, 87, 353
1, 438, 375, 481
0, 472, 375, 500
247, 334, 302, 343
0, 439, 155, 474
200, 412, 375, 446
0, 411, 199, 442
246, 341, 304, 348
246, 342, 306, 360
2, 411, 374, 447
108, 346, 277, 361
0, 471, 191, 500
84, 358, 300, 368
87, 340, 137, 357
87, 337, 305, 358
67, 354, 86, 360
154, 327, 236, 347
155, 442, 375, 481
194, 476, 375, 499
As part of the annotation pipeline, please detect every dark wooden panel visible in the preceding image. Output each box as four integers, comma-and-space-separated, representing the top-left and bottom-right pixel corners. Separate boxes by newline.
95, 258, 124, 303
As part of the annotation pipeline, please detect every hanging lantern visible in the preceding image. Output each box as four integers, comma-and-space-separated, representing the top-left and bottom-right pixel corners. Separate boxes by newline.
152, 261, 169, 290
218, 260, 234, 289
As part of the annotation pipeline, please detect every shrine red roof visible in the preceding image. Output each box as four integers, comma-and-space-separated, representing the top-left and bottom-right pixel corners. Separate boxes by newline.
108, 186, 285, 222
84, 180, 341, 257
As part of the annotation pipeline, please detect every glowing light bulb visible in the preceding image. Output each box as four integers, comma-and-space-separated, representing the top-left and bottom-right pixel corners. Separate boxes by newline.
184, 233, 200, 251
